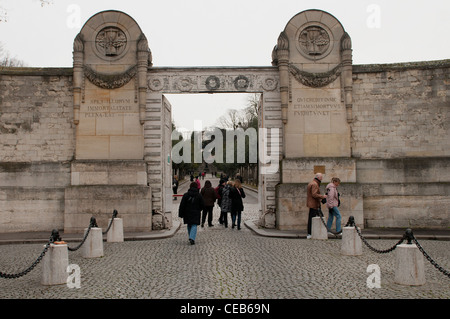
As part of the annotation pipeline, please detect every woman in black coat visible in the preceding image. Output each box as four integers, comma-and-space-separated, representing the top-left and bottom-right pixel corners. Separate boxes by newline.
178, 182, 204, 245
230, 179, 246, 230
200, 180, 217, 227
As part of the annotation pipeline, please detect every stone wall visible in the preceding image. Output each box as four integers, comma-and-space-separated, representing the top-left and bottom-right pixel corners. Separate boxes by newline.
357, 158, 450, 228
351, 61, 450, 228
0, 69, 74, 232
352, 61, 450, 159
0, 59, 449, 232
0, 68, 74, 162
0, 162, 70, 232
276, 61, 450, 230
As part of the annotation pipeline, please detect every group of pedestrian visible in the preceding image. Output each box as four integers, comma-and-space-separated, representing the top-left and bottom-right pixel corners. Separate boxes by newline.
306, 173, 342, 239
216, 178, 246, 229
178, 176, 246, 245
177, 171, 342, 244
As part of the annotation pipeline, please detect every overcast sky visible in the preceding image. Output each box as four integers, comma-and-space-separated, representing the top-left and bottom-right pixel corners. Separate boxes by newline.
1, 0, 449, 131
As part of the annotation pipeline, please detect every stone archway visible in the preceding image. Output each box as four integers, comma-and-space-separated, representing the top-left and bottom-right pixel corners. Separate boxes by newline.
67, 9, 359, 233
146, 66, 282, 226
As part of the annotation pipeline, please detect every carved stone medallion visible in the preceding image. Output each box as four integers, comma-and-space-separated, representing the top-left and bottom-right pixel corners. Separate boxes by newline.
148, 77, 165, 91
177, 77, 194, 92
205, 76, 220, 90
95, 27, 127, 57
296, 24, 333, 60
234, 75, 249, 91
261, 77, 278, 91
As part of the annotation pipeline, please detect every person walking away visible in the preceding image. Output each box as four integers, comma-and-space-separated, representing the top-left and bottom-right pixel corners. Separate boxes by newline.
172, 175, 179, 200
215, 179, 226, 224
178, 182, 204, 245
194, 176, 201, 189
326, 177, 342, 235
306, 173, 327, 239
220, 181, 233, 228
200, 180, 217, 227
230, 179, 246, 230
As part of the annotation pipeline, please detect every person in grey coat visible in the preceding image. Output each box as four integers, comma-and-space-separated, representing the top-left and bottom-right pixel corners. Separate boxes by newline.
220, 181, 233, 228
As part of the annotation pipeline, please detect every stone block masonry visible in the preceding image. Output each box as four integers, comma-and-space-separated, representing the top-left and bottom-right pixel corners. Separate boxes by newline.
352, 61, 450, 159
0, 69, 75, 163
0, 9, 449, 232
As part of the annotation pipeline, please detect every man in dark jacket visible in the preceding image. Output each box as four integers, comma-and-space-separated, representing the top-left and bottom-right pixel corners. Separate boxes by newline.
200, 180, 217, 227
179, 182, 204, 245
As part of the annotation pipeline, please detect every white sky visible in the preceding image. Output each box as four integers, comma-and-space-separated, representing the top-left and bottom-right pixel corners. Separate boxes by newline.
1, 0, 449, 131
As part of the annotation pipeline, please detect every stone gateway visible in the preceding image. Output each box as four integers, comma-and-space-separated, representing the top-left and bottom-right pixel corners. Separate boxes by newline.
0, 9, 449, 233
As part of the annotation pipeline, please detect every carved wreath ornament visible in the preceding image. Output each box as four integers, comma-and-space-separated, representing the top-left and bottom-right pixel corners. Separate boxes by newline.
289, 64, 341, 88
84, 64, 137, 89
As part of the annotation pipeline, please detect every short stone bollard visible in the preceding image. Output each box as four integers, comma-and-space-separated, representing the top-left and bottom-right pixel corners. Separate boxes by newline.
107, 218, 124, 243
394, 239, 426, 286
82, 227, 104, 258
41, 243, 69, 286
341, 226, 362, 256
311, 217, 327, 240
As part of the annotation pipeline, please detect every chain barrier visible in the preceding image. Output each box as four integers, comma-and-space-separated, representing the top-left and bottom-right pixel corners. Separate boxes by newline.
67, 216, 97, 252
102, 209, 118, 235
412, 233, 450, 278
345, 215, 405, 253
1, 210, 119, 279
0, 230, 60, 279
68, 210, 117, 251
345, 216, 450, 278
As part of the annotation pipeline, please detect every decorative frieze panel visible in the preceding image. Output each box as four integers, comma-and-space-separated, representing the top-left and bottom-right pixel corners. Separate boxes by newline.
147, 68, 280, 94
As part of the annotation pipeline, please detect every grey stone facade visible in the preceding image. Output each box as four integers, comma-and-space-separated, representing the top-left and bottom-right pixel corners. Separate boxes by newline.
0, 10, 449, 233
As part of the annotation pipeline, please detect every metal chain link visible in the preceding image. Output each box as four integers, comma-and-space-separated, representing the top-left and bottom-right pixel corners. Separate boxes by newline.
0, 236, 53, 279
102, 210, 118, 235
412, 235, 450, 278
67, 220, 94, 252
354, 224, 405, 254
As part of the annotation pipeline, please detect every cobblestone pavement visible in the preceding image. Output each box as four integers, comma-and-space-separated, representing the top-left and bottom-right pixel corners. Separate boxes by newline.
0, 179, 449, 299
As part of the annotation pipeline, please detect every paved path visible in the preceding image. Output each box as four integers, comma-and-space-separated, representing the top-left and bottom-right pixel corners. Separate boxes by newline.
0, 177, 449, 299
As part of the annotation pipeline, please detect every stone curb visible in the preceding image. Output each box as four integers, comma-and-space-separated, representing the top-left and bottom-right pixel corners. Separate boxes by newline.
0, 221, 181, 245
244, 220, 450, 241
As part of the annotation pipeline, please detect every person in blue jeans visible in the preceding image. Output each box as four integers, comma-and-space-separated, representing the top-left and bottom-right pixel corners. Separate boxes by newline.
178, 182, 204, 245
326, 177, 342, 235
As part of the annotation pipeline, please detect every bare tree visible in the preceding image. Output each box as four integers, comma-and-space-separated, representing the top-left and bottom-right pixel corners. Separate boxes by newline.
0, 43, 26, 67
215, 94, 262, 130
216, 109, 243, 129
1, 1, 53, 22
